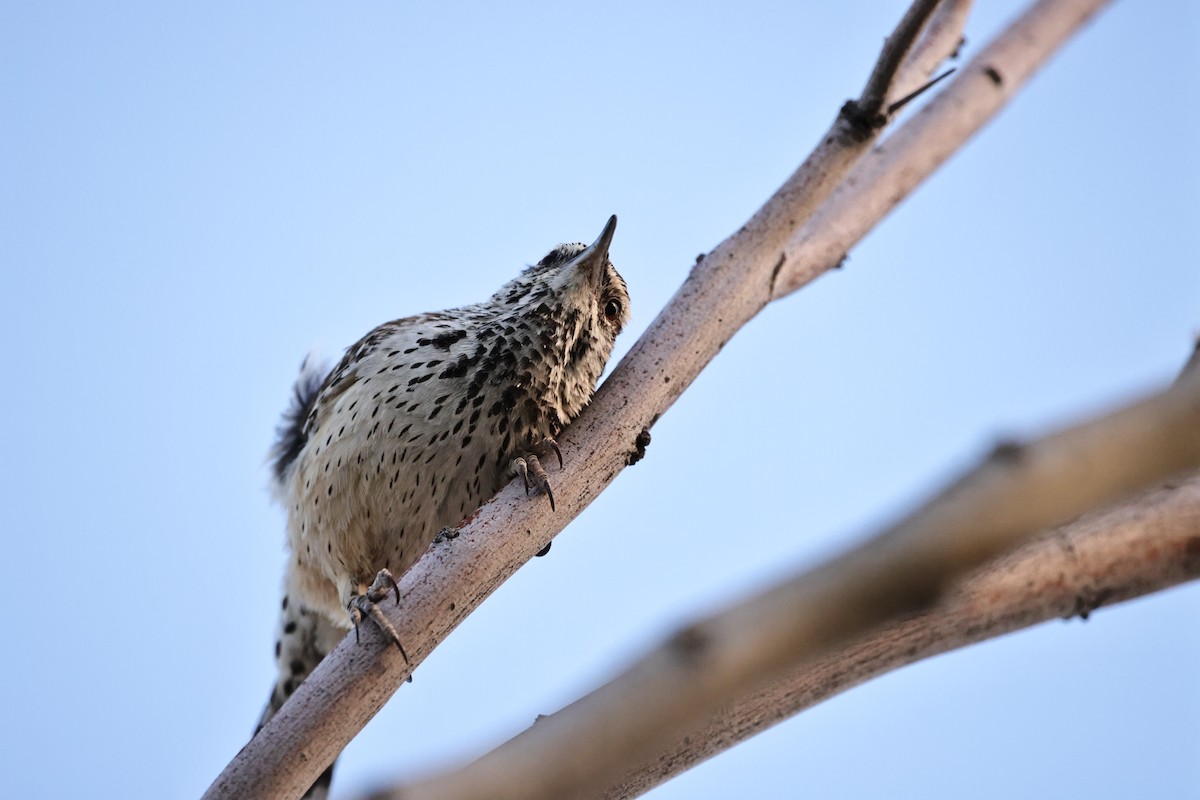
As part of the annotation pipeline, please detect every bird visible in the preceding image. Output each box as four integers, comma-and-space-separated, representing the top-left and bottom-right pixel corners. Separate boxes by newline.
254, 216, 629, 799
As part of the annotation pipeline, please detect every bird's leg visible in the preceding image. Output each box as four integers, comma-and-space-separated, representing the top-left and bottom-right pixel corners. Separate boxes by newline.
510, 437, 563, 511
348, 568, 409, 664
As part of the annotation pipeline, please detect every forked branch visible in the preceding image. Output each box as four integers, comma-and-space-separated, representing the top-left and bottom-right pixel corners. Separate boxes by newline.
203, 1, 1123, 798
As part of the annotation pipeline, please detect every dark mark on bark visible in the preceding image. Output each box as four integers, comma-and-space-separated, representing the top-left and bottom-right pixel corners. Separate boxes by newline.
627, 428, 652, 466
670, 624, 711, 666
434, 526, 460, 544
990, 439, 1024, 463
769, 253, 786, 296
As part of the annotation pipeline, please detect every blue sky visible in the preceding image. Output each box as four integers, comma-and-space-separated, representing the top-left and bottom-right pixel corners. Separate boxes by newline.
2, 1, 1197, 798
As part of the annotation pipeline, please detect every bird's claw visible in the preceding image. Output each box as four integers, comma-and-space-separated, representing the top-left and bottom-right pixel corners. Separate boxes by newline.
513, 457, 531, 494
540, 437, 563, 470
368, 568, 401, 606
510, 437, 562, 511
348, 568, 409, 664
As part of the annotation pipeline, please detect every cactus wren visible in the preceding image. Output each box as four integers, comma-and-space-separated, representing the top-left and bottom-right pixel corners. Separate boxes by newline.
255, 216, 629, 798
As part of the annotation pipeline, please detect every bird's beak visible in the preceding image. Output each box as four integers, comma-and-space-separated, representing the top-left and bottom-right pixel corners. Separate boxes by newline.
571, 215, 617, 287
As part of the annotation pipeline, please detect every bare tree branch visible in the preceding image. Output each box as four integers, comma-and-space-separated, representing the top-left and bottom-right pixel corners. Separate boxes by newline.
891, 0, 973, 103
772, 0, 1113, 299
203, 1, 1115, 798
848, 0, 945, 129
366, 366, 1200, 800
594, 471, 1200, 799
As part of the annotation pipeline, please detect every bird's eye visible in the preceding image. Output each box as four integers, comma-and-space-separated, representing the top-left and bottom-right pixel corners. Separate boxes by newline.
603, 298, 622, 324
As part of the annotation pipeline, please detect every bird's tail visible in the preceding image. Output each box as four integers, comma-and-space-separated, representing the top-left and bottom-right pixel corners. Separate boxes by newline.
268, 353, 330, 502
255, 586, 344, 800
259, 353, 338, 797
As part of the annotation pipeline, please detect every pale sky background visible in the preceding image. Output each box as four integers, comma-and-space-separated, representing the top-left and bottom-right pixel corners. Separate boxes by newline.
2, 1, 1198, 798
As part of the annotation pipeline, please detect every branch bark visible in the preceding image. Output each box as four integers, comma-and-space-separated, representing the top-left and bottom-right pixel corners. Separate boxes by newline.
589, 340, 1200, 799
772, 0, 1112, 299
366, 367, 1200, 800
593, 471, 1200, 799
890, 0, 972, 104
204, 0, 1118, 798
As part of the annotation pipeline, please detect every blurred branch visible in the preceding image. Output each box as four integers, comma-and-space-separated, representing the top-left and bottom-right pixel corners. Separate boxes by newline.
850, 0, 946, 127
890, 0, 972, 103
203, 1, 1118, 798
1175, 336, 1200, 385
367, 370, 1200, 800
596, 340, 1200, 798
596, 472, 1200, 798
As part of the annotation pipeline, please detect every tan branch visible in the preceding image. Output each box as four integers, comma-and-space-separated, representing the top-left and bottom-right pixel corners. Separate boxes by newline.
891, 0, 973, 104
772, 0, 1112, 299
855, 0, 947, 119
368, 368, 1200, 800
203, 0, 1111, 797
596, 472, 1200, 799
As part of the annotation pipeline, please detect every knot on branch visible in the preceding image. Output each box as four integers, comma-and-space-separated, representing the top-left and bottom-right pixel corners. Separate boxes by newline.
1069, 587, 1115, 621
668, 623, 712, 668
434, 526, 460, 544
839, 99, 887, 142
627, 428, 652, 466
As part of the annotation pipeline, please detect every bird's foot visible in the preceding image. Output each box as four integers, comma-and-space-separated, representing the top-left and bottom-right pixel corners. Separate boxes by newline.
348, 568, 409, 664
510, 437, 563, 511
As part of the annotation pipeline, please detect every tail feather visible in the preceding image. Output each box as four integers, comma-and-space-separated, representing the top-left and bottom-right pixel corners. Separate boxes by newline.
269, 353, 330, 499
260, 353, 338, 799
256, 587, 344, 800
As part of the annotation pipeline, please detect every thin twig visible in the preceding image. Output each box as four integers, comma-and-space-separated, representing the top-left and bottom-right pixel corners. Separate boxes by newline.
848, 0, 945, 133
890, 0, 972, 103
887, 67, 956, 115
772, 0, 1113, 299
